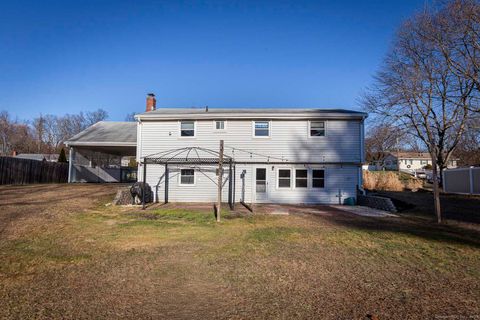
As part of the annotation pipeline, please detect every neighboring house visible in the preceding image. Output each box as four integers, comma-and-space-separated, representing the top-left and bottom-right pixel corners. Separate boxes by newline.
366, 151, 458, 172
66, 93, 367, 204
14, 153, 58, 162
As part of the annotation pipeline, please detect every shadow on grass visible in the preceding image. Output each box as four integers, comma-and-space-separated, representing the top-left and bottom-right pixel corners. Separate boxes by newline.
376, 190, 480, 224
317, 208, 480, 249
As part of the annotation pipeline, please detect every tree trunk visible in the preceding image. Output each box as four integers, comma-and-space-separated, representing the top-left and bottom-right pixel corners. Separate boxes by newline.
431, 157, 442, 223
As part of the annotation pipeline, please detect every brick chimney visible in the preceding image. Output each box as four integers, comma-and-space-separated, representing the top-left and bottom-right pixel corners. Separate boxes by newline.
146, 93, 156, 112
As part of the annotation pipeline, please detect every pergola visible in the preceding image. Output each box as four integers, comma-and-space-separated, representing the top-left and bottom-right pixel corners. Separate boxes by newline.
141, 146, 236, 210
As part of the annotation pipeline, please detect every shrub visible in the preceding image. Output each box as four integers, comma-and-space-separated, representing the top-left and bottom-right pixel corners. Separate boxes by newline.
405, 178, 423, 191
363, 170, 377, 190
362, 171, 404, 191
376, 172, 404, 191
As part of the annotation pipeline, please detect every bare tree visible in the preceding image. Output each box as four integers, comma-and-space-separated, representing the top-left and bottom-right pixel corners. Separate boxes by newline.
85, 109, 108, 126
365, 123, 404, 167
455, 115, 480, 165
0, 111, 11, 155
32, 115, 46, 153
125, 112, 136, 122
434, 0, 480, 110
362, 2, 477, 223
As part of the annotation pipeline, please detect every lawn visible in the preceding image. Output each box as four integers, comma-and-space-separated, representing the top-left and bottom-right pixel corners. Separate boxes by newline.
0, 184, 479, 319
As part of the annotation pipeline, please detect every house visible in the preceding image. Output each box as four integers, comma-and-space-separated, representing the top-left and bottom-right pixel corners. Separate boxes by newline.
135, 95, 367, 205
366, 151, 458, 172
66, 93, 367, 204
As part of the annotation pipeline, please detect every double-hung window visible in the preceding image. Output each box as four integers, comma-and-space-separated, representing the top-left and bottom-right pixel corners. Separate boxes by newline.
254, 121, 270, 137
310, 121, 325, 137
278, 169, 291, 188
180, 121, 195, 137
180, 169, 195, 185
312, 169, 325, 188
214, 120, 225, 130
295, 169, 308, 188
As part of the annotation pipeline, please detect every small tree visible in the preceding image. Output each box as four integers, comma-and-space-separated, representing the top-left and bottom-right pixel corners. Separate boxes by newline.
58, 148, 67, 163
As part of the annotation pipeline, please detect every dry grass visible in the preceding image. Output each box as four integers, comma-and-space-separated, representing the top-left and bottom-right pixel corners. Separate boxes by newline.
1, 184, 479, 319
363, 171, 424, 192
363, 171, 404, 191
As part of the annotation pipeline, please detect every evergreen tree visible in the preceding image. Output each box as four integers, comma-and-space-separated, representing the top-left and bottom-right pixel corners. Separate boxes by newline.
58, 148, 67, 163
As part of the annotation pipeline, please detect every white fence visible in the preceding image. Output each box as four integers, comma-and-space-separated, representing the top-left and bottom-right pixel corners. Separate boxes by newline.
443, 167, 480, 195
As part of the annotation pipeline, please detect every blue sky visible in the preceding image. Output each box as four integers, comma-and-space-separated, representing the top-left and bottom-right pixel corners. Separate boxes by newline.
0, 0, 425, 121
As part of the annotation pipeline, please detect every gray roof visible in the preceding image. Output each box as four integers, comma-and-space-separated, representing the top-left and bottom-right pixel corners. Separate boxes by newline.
15, 154, 58, 162
65, 121, 137, 147
136, 107, 367, 120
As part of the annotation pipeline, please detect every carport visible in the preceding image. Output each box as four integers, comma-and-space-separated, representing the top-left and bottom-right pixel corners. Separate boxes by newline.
65, 121, 137, 183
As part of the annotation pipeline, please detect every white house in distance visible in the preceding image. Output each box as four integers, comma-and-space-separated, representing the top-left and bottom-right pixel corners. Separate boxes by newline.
66, 93, 367, 205
367, 152, 458, 172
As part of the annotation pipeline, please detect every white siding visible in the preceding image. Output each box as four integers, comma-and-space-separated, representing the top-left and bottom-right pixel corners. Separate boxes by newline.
140, 119, 361, 163
139, 118, 362, 204
145, 163, 359, 205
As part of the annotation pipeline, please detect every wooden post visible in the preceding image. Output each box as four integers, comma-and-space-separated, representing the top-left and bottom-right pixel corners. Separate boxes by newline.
217, 140, 224, 222
228, 160, 233, 210
164, 163, 169, 203
142, 159, 147, 210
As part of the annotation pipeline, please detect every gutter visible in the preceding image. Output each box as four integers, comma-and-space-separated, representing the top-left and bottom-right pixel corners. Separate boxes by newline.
135, 113, 368, 121
64, 141, 137, 147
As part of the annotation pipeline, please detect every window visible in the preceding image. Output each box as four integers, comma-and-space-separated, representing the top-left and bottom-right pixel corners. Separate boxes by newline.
295, 169, 308, 188
254, 121, 270, 137
215, 120, 225, 130
180, 121, 195, 137
180, 169, 195, 185
278, 169, 291, 188
312, 169, 325, 188
310, 121, 325, 137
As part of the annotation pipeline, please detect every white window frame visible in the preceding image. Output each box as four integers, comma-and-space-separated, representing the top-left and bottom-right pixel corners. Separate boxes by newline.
308, 120, 327, 138
252, 120, 271, 138
179, 120, 196, 138
178, 168, 196, 186
276, 167, 292, 189
213, 120, 227, 132
311, 168, 326, 189
293, 168, 308, 189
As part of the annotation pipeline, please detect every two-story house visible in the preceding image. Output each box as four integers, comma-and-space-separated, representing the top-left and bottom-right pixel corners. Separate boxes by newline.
66, 94, 367, 205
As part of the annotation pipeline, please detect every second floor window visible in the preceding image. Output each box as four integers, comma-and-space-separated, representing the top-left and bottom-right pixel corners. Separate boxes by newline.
254, 121, 270, 137
310, 121, 325, 137
215, 120, 225, 130
180, 121, 195, 137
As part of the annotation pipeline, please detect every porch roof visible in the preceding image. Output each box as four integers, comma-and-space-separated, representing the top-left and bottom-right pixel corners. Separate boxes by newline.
65, 121, 137, 147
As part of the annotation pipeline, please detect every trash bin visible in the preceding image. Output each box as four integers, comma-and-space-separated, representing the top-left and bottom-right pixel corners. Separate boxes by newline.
343, 197, 356, 206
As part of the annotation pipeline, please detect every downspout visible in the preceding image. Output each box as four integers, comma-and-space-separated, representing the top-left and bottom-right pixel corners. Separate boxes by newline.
358, 118, 366, 195
136, 117, 143, 183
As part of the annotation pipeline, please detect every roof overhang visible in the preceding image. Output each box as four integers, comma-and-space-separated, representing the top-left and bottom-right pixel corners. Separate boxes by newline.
136, 112, 368, 121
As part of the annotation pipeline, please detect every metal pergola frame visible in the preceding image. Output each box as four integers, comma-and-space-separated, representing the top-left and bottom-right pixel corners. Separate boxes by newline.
141, 147, 235, 210
140, 146, 362, 210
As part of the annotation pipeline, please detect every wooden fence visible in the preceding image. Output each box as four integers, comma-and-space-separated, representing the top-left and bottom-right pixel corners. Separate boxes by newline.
0, 157, 68, 185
